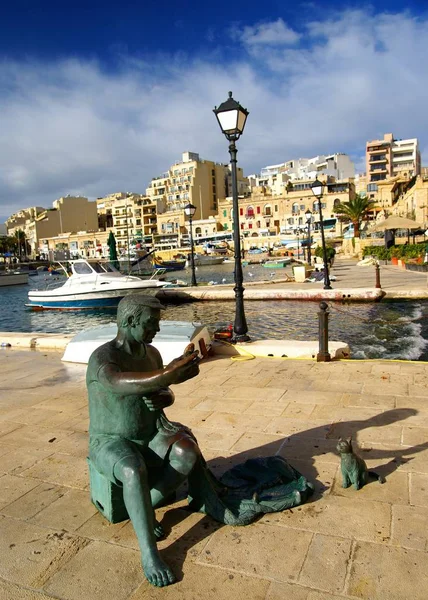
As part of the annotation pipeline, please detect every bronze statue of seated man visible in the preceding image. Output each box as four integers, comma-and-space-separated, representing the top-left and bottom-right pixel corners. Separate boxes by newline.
87, 294, 200, 587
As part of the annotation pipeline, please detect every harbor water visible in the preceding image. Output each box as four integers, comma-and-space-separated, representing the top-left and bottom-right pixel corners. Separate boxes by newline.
1, 262, 428, 361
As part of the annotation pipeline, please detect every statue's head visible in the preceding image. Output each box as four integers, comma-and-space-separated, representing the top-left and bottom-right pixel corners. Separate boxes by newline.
117, 294, 165, 344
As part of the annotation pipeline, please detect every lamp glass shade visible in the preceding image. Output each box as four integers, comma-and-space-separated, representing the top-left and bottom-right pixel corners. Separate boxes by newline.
184, 203, 196, 217
310, 179, 324, 198
214, 92, 248, 140
305, 209, 312, 221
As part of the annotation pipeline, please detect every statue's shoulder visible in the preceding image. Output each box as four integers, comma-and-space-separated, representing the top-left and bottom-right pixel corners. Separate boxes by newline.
146, 343, 163, 367
87, 340, 120, 379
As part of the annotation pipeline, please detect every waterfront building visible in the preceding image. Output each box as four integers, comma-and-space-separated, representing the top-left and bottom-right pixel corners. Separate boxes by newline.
40, 230, 110, 261
6, 197, 98, 258
96, 192, 157, 254
217, 176, 355, 239
148, 151, 248, 249
366, 133, 421, 186
248, 154, 355, 194
387, 173, 428, 227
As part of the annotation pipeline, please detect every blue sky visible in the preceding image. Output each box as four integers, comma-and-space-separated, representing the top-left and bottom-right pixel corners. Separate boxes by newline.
1, 1, 428, 220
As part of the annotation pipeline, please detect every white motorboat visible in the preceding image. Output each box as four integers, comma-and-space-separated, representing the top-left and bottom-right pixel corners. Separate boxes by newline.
0, 271, 29, 287
27, 259, 174, 310
185, 253, 224, 267
62, 320, 212, 364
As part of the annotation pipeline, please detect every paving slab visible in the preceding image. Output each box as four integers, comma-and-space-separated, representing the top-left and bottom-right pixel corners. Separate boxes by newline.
0, 349, 427, 599
347, 541, 428, 600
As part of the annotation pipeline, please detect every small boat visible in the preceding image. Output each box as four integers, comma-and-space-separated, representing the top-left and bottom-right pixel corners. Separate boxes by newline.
27, 259, 175, 310
262, 258, 293, 269
0, 271, 29, 287
62, 321, 212, 364
153, 257, 186, 272
186, 253, 224, 267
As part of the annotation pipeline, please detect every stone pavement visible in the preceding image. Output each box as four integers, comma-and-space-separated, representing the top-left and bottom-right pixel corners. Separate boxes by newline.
0, 349, 428, 599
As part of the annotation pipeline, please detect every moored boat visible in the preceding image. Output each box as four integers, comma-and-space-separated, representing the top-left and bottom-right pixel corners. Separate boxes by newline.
27, 259, 175, 310
0, 271, 29, 287
153, 257, 186, 272
62, 320, 212, 364
262, 258, 293, 269
185, 253, 224, 267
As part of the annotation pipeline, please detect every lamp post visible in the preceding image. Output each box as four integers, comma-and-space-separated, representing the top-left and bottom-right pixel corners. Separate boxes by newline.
305, 209, 312, 266
214, 91, 250, 342
310, 179, 332, 290
184, 202, 197, 287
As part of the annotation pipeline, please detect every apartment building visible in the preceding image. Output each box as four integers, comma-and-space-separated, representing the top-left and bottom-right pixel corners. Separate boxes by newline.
6, 197, 98, 257
39, 230, 111, 261
6, 207, 45, 245
217, 176, 355, 238
249, 154, 355, 194
96, 192, 158, 253
148, 151, 248, 249
366, 133, 421, 186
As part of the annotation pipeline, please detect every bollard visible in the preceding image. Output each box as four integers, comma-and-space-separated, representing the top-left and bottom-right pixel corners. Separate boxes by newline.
375, 261, 381, 289
317, 301, 331, 362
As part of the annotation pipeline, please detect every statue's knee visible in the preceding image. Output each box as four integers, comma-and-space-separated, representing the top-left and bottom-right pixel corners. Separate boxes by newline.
171, 438, 200, 468
115, 456, 147, 483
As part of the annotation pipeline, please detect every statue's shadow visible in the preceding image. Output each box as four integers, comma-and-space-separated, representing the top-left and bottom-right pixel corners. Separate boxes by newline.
158, 407, 428, 581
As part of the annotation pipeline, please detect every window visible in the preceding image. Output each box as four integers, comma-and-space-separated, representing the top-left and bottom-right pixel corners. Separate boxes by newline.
74, 262, 93, 275
246, 206, 255, 218
240, 208, 244, 216
249, 223, 252, 229
292, 203, 299, 215
275, 205, 278, 212
257, 206, 261, 214
223, 209, 227, 217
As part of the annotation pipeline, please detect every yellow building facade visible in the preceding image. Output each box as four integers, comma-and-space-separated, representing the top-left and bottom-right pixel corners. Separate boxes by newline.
217, 177, 355, 238
6, 197, 98, 257
148, 151, 248, 249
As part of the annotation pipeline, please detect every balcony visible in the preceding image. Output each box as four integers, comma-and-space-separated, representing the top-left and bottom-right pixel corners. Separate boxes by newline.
369, 155, 387, 163
367, 145, 389, 153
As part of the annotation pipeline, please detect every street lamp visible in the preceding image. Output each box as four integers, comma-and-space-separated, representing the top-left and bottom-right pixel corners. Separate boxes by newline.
184, 202, 197, 287
305, 209, 312, 266
214, 91, 250, 342
310, 178, 332, 290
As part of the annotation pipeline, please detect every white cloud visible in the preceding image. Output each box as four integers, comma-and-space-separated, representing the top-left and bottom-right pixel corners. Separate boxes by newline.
1, 9, 428, 220
235, 18, 300, 47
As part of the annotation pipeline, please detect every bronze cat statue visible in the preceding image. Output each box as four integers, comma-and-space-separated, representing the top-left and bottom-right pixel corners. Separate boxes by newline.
337, 438, 385, 490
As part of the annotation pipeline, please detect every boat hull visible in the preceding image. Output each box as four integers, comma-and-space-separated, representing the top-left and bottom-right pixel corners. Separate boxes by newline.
153, 260, 186, 272
27, 286, 167, 311
186, 256, 224, 267
262, 260, 292, 269
62, 321, 212, 364
0, 273, 29, 286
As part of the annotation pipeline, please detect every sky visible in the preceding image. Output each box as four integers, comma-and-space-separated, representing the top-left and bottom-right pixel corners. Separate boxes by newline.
1, 0, 428, 222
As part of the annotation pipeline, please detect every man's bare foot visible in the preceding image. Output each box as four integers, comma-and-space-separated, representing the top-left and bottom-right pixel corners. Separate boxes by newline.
154, 520, 165, 540
143, 554, 176, 587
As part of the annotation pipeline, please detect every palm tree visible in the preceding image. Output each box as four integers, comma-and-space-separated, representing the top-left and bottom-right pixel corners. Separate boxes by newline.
334, 194, 375, 238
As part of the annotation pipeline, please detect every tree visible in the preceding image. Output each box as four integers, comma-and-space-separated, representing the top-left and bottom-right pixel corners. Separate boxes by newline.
11, 229, 30, 257
334, 194, 375, 238
0, 236, 18, 254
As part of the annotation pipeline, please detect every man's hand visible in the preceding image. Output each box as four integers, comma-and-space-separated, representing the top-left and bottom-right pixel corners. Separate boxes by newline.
165, 345, 200, 385
143, 388, 175, 412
